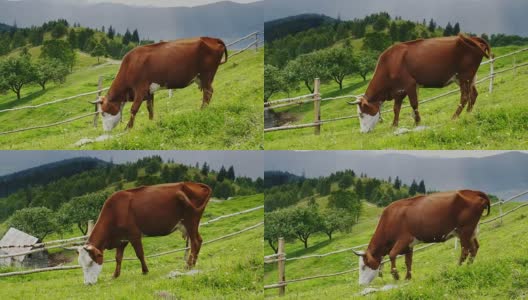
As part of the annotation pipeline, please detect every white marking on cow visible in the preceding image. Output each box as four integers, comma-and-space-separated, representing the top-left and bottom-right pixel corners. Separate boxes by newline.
102, 110, 122, 132
150, 83, 162, 94
445, 75, 458, 87
357, 105, 381, 133
358, 256, 380, 286
172, 221, 187, 239
78, 247, 103, 285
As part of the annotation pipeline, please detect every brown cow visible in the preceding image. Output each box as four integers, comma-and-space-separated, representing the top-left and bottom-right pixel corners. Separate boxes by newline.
94, 37, 228, 131
353, 190, 490, 285
350, 34, 491, 133
77, 182, 212, 285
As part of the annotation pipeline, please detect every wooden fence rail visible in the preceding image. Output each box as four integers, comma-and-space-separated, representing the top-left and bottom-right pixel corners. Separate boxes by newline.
264, 190, 528, 296
264, 47, 528, 134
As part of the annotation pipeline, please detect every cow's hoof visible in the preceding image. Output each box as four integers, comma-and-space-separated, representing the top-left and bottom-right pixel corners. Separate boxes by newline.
392, 123, 398, 128
113, 273, 120, 279
391, 270, 400, 280
405, 273, 412, 280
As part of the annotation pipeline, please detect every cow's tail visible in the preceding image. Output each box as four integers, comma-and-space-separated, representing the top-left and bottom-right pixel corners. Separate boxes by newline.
181, 182, 213, 212
218, 39, 228, 65
478, 191, 492, 217
458, 34, 492, 59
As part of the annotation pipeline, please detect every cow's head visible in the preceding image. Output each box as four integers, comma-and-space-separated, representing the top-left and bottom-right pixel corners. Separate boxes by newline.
349, 96, 381, 133
353, 249, 381, 285
95, 96, 122, 131
77, 244, 104, 285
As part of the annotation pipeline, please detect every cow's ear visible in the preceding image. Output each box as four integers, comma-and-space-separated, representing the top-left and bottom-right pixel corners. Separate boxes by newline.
84, 245, 104, 265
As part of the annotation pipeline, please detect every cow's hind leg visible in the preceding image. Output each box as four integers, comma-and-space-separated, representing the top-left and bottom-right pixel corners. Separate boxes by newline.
392, 93, 406, 127
130, 238, 149, 274
467, 85, 478, 113
405, 83, 421, 125
185, 224, 203, 269
457, 227, 475, 265
146, 93, 154, 120
199, 71, 217, 109
468, 238, 480, 264
113, 241, 129, 278
452, 78, 472, 119
405, 249, 413, 280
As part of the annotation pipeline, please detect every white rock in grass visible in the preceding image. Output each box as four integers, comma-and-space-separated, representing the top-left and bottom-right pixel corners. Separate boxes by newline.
394, 126, 430, 136
360, 284, 401, 295
167, 269, 202, 278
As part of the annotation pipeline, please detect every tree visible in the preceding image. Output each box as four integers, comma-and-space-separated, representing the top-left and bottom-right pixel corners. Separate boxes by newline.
201, 162, 209, 176
124, 165, 138, 181
28, 28, 44, 46
264, 64, 288, 101
285, 52, 328, 93
226, 166, 235, 181
264, 209, 294, 252
289, 206, 322, 248
444, 22, 453, 36
428, 19, 436, 33
409, 179, 418, 195
40, 39, 76, 72
34, 59, 69, 90
145, 159, 161, 175
0, 55, 36, 99
123, 29, 132, 45
214, 181, 234, 199
453, 22, 461, 35
51, 22, 68, 39
393, 176, 401, 190
217, 166, 227, 182
363, 31, 392, 52
321, 209, 354, 240
299, 180, 314, 198
107, 25, 115, 39
354, 50, 377, 81
328, 190, 362, 221
321, 47, 355, 90
8, 207, 59, 240
418, 180, 426, 194
316, 179, 331, 196
91, 42, 107, 64
57, 191, 109, 235
389, 22, 398, 41
67, 29, 78, 48
132, 29, 140, 44
338, 174, 354, 190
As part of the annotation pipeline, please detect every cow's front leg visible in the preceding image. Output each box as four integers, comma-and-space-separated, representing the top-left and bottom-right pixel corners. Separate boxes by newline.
388, 239, 412, 280
113, 241, 128, 278
130, 238, 149, 274
467, 85, 478, 113
127, 88, 147, 129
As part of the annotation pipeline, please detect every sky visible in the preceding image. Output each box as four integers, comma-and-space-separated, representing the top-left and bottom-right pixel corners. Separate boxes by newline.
18, 0, 260, 7
0, 151, 263, 179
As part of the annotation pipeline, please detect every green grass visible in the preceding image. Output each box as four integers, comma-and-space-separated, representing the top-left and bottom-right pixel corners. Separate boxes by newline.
1, 194, 263, 300
265, 44, 528, 150
264, 199, 528, 299
0, 48, 263, 150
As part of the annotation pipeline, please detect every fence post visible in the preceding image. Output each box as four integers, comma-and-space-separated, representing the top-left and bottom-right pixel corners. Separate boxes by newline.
313, 78, 321, 135
489, 58, 494, 93
278, 237, 286, 297
255, 32, 259, 52
499, 200, 503, 225
87, 220, 94, 236
93, 76, 103, 127
168, 89, 173, 98
513, 55, 517, 77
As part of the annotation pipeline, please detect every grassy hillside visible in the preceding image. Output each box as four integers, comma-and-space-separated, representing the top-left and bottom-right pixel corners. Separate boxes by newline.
1, 194, 264, 300
265, 44, 528, 150
264, 198, 528, 299
0, 47, 263, 150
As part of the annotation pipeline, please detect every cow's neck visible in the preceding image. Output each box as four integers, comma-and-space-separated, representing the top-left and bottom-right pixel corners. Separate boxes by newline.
87, 220, 109, 251
366, 230, 389, 261
364, 76, 387, 104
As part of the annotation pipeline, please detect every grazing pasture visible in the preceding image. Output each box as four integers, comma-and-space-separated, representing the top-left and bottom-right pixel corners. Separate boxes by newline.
265, 45, 528, 150
0, 194, 264, 300
0, 45, 263, 150
264, 194, 528, 299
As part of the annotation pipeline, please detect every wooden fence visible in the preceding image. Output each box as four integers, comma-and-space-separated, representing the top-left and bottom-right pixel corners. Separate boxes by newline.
263, 190, 528, 296
0, 32, 261, 136
264, 46, 528, 134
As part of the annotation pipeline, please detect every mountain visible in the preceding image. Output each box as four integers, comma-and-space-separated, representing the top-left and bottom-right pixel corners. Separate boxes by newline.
0, 157, 110, 198
263, 0, 528, 37
0, 0, 264, 42
264, 151, 528, 200
263, 170, 303, 188
264, 13, 336, 42
0, 22, 11, 32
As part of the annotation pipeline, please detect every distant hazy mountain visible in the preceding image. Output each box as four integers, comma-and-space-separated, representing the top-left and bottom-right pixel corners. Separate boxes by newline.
263, 0, 528, 36
264, 13, 335, 42
264, 151, 528, 200
0, 157, 109, 198
0, 0, 264, 42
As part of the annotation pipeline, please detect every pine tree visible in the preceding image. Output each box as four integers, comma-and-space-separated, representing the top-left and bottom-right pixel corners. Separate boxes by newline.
107, 25, 115, 40
217, 166, 227, 182
453, 22, 461, 35
132, 29, 140, 44
393, 176, 401, 189
444, 22, 453, 36
428, 19, 436, 32
409, 179, 418, 195
123, 29, 132, 45
418, 180, 426, 194
226, 166, 235, 181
